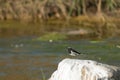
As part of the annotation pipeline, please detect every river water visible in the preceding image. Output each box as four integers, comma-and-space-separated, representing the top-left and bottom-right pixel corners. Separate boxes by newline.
0, 37, 120, 80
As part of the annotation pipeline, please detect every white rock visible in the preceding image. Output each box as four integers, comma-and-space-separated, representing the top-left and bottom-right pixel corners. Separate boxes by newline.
49, 58, 120, 80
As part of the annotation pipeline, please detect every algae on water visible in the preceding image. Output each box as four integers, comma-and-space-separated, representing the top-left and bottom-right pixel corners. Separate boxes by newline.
36, 32, 67, 41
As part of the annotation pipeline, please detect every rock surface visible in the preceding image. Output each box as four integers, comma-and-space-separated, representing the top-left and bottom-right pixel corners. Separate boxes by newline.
49, 58, 120, 80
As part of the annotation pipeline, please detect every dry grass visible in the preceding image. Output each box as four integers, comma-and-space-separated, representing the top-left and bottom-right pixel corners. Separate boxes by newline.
0, 0, 119, 22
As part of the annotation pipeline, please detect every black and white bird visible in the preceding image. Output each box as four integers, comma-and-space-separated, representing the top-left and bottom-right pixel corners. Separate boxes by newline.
67, 47, 81, 56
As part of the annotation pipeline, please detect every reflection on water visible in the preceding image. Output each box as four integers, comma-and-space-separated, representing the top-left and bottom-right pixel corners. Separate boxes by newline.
0, 37, 120, 80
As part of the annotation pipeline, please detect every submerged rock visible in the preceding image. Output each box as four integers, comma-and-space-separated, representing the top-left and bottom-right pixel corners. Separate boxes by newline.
49, 58, 120, 80
67, 29, 90, 35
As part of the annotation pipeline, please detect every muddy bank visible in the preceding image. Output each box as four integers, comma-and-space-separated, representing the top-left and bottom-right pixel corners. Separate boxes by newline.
0, 18, 120, 40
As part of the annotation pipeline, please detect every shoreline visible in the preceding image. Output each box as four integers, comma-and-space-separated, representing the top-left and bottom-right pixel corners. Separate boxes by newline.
0, 16, 120, 40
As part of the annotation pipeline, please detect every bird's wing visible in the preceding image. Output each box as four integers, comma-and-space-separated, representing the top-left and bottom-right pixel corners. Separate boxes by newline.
72, 49, 81, 54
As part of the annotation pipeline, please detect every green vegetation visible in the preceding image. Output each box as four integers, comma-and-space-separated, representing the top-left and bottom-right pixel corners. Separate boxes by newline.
40, 68, 46, 80
35, 32, 67, 41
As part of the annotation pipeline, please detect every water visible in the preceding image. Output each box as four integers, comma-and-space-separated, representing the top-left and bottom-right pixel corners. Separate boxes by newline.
0, 37, 120, 80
